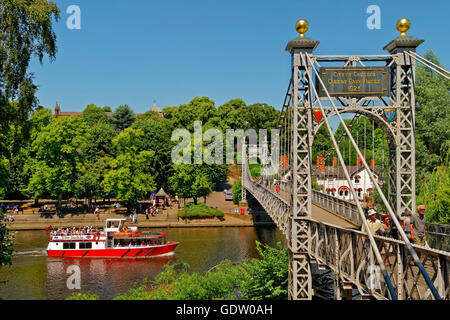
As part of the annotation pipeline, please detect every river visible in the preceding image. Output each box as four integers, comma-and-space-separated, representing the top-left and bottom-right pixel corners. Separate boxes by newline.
0, 226, 285, 300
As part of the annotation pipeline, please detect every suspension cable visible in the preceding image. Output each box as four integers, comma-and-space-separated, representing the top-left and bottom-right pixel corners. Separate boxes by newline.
307, 53, 442, 300
407, 51, 450, 80
301, 53, 398, 300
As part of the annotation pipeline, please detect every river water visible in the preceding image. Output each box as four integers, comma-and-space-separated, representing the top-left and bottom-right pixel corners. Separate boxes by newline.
0, 226, 285, 300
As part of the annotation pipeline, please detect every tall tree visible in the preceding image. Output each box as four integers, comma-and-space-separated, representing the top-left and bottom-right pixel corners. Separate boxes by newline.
0, 0, 59, 269
103, 128, 156, 209
415, 50, 450, 181
131, 119, 174, 190
27, 116, 88, 207
111, 104, 136, 132
82, 104, 110, 126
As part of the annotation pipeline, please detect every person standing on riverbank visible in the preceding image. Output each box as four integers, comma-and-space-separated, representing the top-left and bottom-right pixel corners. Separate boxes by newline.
94, 206, 100, 221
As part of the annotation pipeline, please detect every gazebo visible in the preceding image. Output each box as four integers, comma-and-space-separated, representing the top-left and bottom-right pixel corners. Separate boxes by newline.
155, 188, 168, 205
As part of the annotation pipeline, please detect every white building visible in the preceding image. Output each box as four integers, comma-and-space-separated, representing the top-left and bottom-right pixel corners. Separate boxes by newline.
313, 165, 379, 202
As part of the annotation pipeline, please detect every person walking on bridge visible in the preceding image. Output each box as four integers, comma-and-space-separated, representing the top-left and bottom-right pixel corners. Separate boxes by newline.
361, 209, 388, 236
411, 205, 427, 247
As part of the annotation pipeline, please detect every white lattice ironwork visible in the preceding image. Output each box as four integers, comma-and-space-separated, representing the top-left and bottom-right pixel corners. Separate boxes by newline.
239, 26, 448, 300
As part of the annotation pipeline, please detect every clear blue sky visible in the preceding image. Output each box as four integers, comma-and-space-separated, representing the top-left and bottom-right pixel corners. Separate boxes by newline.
30, 0, 450, 114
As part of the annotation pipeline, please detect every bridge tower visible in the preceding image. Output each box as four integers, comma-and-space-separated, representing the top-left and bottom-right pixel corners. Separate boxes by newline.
383, 19, 423, 220
285, 19, 319, 300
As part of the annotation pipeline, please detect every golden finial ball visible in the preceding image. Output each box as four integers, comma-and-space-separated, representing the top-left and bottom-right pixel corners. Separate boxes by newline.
295, 19, 309, 38
396, 18, 411, 36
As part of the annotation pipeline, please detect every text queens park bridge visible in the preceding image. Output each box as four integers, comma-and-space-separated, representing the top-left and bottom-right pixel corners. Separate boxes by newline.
241, 18, 450, 300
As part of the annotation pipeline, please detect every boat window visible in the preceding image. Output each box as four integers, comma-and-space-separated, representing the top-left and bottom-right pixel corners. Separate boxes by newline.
79, 242, 92, 249
63, 242, 76, 249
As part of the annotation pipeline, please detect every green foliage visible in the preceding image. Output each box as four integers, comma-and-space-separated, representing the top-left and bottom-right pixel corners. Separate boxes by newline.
137, 110, 163, 121
0, 211, 15, 268
27, 116, 89, 204
131, 119, 174, 190
232, 179, 242, 204
240, 242, 289, 300
0, 0, 59, 107
169, 164, 216, 204
415, 50, 450, 181
115, 260, 245, 300
103, 128, 156, 206
249, 163, 261, 178
111, 104, 136, 132
66, 293, 99, 300
417, 165, 450, 223
178, 203, 224, 219
75, 157, 113, 201
113, 242, 289, 300
82, 104, 110, 126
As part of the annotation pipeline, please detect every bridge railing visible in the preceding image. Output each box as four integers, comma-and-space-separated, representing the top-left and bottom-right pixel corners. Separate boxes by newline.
311, 190, 362, 226
309, 219, 450, 300
426, 223, 450, 252
243, 156, 450, 299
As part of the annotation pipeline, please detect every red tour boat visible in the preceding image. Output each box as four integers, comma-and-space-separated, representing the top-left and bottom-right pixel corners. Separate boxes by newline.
46, 219, 179, 258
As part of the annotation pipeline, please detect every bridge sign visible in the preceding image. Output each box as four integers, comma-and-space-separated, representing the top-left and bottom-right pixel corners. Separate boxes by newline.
317, 67, 390, 97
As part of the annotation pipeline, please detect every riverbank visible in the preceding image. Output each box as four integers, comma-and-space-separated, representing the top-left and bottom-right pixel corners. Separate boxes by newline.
4, 208, 275, 231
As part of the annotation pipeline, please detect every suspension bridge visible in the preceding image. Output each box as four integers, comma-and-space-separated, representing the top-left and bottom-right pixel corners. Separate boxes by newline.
241, 18, 450, 300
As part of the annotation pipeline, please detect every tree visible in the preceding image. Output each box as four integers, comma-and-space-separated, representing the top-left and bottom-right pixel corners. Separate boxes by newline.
417, 165, 450, 224
415, 50, 450, 181
170, 97, 217, 131
103, 128, 156, 209
169, 164, 214, 204
83, 121, 117, 163
27, 116, 88, 207
137, 110, 162, 121
242, 103, 279, 132
75, 157, 113, 204
0, 210, 15, 269
111, 104, 136, 132
0, 0, 59, 201
232, 179, 242, 204
82, 104, 110, 126
131, 119, 174, 190
0, 0, 60, 125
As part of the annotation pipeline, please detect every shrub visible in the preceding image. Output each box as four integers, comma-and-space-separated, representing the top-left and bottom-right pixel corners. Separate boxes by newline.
249, 163, 261, 178
113, 242, 289, 300
178, 203, 224, 219
66, 293, 99, 300
232, 180, 242, 204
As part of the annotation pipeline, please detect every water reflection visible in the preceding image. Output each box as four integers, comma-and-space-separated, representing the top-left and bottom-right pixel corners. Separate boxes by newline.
0, 227, 284, 300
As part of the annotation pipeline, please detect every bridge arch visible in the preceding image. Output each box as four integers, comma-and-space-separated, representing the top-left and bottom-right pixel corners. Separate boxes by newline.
312, 107, 396, 144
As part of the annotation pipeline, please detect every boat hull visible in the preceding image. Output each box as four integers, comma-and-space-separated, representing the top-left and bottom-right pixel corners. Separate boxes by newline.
47, 242, 179, 258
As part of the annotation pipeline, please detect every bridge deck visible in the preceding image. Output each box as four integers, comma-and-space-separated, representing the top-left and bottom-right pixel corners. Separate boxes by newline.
312, 204, 358, 229
261, 184, 358, 229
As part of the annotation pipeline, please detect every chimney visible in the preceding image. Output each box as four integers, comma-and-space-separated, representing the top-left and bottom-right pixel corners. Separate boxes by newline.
318, 154, 325, 172
317, 156, 320, 166
370, 159, 375, 168
333, 156, 337, 167
357, 155, 365, 167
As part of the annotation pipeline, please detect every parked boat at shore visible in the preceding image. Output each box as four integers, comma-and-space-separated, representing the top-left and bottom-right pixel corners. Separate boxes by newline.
46, 219, 179, 258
